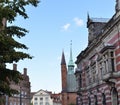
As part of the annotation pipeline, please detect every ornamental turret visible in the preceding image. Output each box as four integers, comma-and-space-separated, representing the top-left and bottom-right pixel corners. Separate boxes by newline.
116, 0, 120, 12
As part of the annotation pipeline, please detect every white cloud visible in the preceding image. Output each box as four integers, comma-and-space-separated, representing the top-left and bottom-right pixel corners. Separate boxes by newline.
61, 23, 71, 31
73, 17, 84, 26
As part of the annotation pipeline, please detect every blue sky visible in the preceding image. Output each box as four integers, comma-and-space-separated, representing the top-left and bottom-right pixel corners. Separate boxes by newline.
7, 0, 115, 93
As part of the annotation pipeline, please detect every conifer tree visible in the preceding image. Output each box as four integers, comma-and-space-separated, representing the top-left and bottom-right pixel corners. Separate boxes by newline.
0, 0, 39, 97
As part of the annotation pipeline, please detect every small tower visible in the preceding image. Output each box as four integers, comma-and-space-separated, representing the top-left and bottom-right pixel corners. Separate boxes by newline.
87, 14, 109, 45
61, 50, 67, 92
67, 41, 77, 92
68, 41, 74, 74
116, 0, 120, 12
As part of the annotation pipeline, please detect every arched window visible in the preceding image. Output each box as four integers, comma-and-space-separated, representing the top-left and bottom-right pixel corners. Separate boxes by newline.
102, 93, 106, 105
111, 87, 118, 105
88, 96, 91, 105
94, 95, 98, 105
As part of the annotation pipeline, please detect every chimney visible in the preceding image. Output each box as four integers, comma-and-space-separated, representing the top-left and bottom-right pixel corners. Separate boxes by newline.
13, 64, 17, 71
0, 18, 6, 31
2, 18, 6, 27
24, 68, 27, 75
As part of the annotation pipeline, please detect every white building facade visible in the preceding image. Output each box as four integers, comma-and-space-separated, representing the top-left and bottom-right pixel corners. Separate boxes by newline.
31, 90, 61, 105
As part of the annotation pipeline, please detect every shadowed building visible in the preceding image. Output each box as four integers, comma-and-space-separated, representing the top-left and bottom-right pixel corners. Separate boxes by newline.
8, 64, 31, 105
75, 0, 120, 105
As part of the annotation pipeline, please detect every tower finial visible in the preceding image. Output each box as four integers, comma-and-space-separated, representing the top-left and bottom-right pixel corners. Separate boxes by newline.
87, 12, 90, 21
68, 40, 74, 66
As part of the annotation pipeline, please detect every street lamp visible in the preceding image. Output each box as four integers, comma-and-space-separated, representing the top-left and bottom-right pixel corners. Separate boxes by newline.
5, 95, 8, 105
20, 87, 22, 105
19, 86, 31, 105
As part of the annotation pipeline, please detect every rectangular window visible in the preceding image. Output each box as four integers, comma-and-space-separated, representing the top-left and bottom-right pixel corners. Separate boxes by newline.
45, 102, 49, 105
110, 51, 115, 71
34, 97, 38, 100
40, 97, 43, 100
10, 102, 12, 105
45, 97, 48, 101
34, 102, 38, 105
40, 102, 43, 105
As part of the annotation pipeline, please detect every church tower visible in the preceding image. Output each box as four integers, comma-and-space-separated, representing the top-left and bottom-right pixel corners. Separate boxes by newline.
60, 42, 77, 105
61, 51, 67, 92
67, 41, 77, 92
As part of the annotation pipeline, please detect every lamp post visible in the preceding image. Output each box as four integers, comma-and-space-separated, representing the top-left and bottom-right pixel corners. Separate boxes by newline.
5, 95, 8, 105
19, 86, 31, 105
20, 87, 22, 105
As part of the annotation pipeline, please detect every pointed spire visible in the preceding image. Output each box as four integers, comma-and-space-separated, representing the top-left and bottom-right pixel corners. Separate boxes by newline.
68, 40, 74, 66
87, 12, 91, 28
87, 12, 90, 20
61, 50, 66, 65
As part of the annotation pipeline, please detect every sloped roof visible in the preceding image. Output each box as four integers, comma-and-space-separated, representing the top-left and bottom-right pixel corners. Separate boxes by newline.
33, 89, 52, 96
61, 51, 66, 65
90, 18, 110, 23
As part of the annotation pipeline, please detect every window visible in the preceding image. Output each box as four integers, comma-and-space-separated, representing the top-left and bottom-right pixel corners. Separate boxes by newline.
110, 51, 115, 71
94, 95, 98, 105
14, 102, 16, 105
102, 93, 106, 105
34, 97, 38, 100
99, 61, 103, 79
100, 45, 115, 73
79, 73, 82, 88
111, 87, 118, 105
92, 66, 96, 82
88, 96, 91, 105
86, 70, 91, 85
45, 102, 49, 105
40, 97, 43, 100
10, 102, 12, 105
45, 97, 49, 101
40, 102, 43, 105
34, 102, 38, 105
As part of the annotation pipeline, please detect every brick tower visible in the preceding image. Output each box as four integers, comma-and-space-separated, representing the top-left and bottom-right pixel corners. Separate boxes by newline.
61, 51, 67, 93
61, 42, 77, 105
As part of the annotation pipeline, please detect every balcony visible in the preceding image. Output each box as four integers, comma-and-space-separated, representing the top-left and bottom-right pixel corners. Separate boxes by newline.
102, 71, 120, 82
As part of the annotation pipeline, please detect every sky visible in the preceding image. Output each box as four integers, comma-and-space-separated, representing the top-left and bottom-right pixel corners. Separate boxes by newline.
7, 0, 115, 93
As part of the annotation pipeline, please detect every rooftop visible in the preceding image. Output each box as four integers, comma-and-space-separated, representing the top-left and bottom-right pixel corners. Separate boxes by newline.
91, 18, 110, 23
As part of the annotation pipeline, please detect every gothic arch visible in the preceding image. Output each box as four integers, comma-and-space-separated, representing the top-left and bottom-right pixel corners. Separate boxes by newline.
102, 93, 106, 105
111, 87, 118, 105
88, 96, 91, 105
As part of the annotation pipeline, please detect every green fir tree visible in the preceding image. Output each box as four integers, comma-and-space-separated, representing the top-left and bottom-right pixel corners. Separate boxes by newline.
0, 0, 39, 98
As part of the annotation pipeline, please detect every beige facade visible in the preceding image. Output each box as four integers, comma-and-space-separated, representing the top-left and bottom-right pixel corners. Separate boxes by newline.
31, 89, 61, 105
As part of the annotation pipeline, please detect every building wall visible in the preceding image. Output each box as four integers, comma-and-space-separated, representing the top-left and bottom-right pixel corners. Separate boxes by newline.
61, 64, 67, 92
61, 51, 77, 105
75, 1, 120, 105
61, 92, 77, 105
8, 64, 31, 105
31, 90, 58, 105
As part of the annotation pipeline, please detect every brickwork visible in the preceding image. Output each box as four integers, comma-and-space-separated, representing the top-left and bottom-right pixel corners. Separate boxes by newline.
8, 64, 31, 105
75, 1, 120, 105
61, 65, 67, 92
61, 51, 77, 105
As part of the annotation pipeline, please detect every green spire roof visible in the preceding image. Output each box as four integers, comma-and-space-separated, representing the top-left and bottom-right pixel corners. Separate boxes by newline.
68, 41, 74, 66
